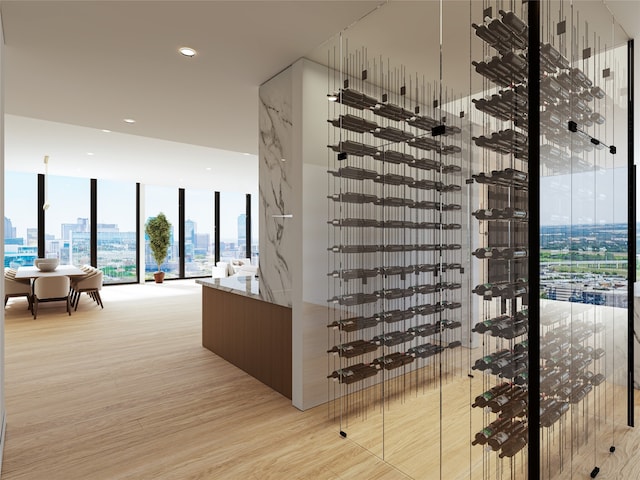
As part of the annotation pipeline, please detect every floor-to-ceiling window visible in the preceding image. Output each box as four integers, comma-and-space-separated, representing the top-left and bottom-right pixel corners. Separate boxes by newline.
185, 189, 214, 277
45, 175, 90, 265
144, 185, 179, 280
219, 191, 248, 263
97, 179, 137, 284
4, 171, 256, 280
3, 171, 37, 267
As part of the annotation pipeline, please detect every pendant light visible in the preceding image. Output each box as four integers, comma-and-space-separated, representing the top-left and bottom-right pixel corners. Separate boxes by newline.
43, 155, 50, 210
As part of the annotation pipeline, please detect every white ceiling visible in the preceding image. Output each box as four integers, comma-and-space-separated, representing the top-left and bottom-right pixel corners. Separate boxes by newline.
0, 0, 383, 187
1, 0, 638, 189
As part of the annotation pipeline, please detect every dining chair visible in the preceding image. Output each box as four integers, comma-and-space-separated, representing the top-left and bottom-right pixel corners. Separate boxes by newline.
32, 276, 71, 319
71, 267, 104, 310
4, 268, 33, 311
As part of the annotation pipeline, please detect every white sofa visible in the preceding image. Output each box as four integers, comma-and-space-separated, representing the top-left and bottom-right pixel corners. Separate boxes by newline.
214, 259, 255, 278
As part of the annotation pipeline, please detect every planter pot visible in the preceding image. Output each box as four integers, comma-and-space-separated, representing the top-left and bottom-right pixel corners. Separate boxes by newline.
153, 271, 165, 283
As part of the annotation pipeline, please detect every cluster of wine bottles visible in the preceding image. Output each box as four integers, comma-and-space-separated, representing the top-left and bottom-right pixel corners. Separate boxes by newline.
328, 340, 461, 383
470, 7, 531, 461
326, 61, 464, 389
472, 279, 528, 300
471, 383, 528, 458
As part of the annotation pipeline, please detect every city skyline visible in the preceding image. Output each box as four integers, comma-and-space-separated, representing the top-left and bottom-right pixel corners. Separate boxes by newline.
4, 171, 254, 244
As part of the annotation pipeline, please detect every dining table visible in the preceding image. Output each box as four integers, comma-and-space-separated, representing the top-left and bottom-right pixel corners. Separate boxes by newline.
15, 265, 86, 280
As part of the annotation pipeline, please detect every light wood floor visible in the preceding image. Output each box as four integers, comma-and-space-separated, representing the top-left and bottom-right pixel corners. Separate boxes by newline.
1, 281, 640, 479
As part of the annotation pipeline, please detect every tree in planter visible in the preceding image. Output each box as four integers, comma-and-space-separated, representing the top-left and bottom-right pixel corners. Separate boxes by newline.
145, 212, 172, 283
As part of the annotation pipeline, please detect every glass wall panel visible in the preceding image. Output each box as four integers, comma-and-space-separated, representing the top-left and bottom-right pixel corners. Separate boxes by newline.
324, 2, 471, 477
45, 175, 90, 265
97, 179, 137, 284
144, 185, 179, 280
537, 1, 629, 477
185, 189, 214, 277
4, 171, 38, 267
321, 1, 631, 479
219, 191, 248, 263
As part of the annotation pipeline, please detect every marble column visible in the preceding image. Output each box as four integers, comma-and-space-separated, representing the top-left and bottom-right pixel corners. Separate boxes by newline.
258, 68, 294, 308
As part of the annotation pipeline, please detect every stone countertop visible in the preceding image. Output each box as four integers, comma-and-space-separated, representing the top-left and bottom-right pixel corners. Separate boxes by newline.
196, 275, 262, 301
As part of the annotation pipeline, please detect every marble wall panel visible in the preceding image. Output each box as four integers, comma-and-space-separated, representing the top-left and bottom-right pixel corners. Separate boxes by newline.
258, 68, 294, 308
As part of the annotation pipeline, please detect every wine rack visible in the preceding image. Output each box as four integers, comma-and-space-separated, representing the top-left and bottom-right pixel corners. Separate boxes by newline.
470, 3, 610, 469
319, 1, 629, 478
326, 52, 466, 403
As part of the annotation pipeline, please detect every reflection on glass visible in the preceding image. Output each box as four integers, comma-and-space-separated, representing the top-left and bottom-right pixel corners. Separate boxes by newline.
185, 189, 214, 277
4, 171, 38, 267
145, 185, 179, 280
45, 175, 90, 266
97, 179, 137, 284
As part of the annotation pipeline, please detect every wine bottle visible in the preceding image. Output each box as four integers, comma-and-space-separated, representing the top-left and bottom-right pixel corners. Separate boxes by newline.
372, 331, 415, 347
492, 354, 527, 378
327, 340, 378, 358
590, 373, 605, 386
488, 421, 527, 451
472, 281, 508, 295
473, 314, 510, 333
489, 317, 528, 339
472, 349, 511, 371
408, 343, 444, 359
472, 247, 495, 259
514, 371, 528, 386
571, 67, 593, 89
492, 390, 528, 417
327, 363, 379, 384
540, 398, 569, 427
591, 86, 605, 99
408, 323, 439, 337
498, 10, 528, 36
487, 387, 526, 413
472, 382, 512, 408
499, 433, 528, 458
472, 416, 512, 446
514, 340, 528, 354
373, 352, 415, 370
542, 370, 570, 394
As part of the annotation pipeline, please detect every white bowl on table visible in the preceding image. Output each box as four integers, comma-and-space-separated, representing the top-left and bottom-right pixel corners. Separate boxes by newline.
34, 258, 60, 272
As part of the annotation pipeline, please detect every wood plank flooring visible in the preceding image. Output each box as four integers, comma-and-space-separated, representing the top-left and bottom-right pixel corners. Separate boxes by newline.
1, 281, 640, 479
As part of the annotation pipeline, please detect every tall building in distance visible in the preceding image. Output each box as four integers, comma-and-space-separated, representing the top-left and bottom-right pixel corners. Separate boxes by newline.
61, 217, 89, 240
27, 228, 38, 246
237, 214, 246, 250
4, 217, 16, 239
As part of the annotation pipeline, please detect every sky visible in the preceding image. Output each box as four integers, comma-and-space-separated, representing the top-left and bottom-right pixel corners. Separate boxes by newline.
539, 166, 629, 226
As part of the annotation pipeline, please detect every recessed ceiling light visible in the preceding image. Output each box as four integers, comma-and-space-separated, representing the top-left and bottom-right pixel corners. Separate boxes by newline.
206, 167, 212, 171
123, 118, 136, 124
87, 152, 94, 156
242, 152, 251, 156
101, 129, 111, 133
179, 47, 197, 57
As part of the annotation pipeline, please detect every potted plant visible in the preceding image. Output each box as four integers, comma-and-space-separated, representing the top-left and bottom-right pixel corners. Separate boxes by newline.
145, 212, 172, 283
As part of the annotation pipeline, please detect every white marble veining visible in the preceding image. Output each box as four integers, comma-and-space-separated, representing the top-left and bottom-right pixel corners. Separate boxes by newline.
258, 67, 294, 308
196, 276, 261, 301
